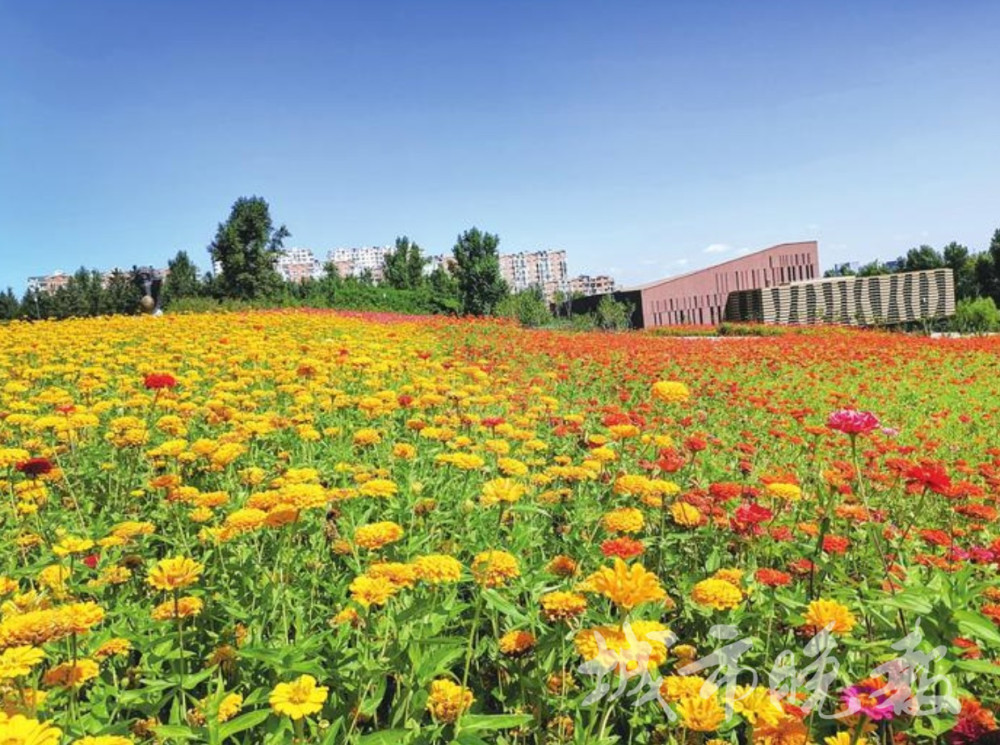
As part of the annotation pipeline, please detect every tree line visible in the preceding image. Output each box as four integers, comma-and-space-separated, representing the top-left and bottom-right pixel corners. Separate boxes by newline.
1, 197, 520, 321
2, 196, 636, 328
824, 229, 1000, 333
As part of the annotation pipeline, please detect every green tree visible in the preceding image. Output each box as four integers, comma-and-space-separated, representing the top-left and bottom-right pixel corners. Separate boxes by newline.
986, 228, 1000, 304
163, 250, 202, 304
942, 242, 976, 300
452, 227, 508, 316
496, 287, 552, 328
953, 297, 1000, 333
208, 196, 289, 300
594, 294, 633, 331
904, 245, 945, 272
0, 288, 19, 320
383, 236, 427, 290
59, 268, 104, 317
975, 252, 998, 304
427, 264, 461, 314
857, 260, 889, 277
103, 269, 141, 315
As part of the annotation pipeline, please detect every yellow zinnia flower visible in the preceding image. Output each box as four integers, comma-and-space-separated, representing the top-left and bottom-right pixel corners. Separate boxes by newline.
426, 679, 473, 724
582, 559, 666, 610
0, 715, 62, 745
147, 557, 204, 592
675, 694, 727, 732
412, 554, 463, 585
471, 551, 520, 588
269, 674, 328, 720
353, 521, 404, 550
803, 599, 856, 635
0, 646, 45, 679
651, 381, 690, 404
690, 578, 744, 611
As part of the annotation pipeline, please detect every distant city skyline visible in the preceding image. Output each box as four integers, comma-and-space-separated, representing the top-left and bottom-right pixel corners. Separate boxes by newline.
26, 245, 616, 300
3, 2, 999, 290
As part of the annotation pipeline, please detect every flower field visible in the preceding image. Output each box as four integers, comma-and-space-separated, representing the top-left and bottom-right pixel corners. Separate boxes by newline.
3, 311, 1000, 745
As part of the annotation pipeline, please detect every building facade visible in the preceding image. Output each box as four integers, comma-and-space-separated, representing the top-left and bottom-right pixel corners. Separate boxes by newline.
499, 250, 569, 300
724, 268, 955, 325
569, 274, 616, 297
326, 246, 391, 282
631, 241, 820, 327
27, 272, 71, 294
276, 247, 322, 283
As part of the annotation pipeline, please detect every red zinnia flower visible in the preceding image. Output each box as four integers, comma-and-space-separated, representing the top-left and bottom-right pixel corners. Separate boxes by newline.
949, 697, 998, 745
709, 482, 743, 502
754, 568, 792, 587
787, 558, 815, 576
953, 637, 982, 660
685, 435, 707, 453
735, 502, 772, 524
600, 537, 645, 560
822, 535, 850, 555
16, 457, 54, 478
144, 373, 178, 390
904, 462, 952, 496
655, 448, 684, 473
919, 529, 951, 548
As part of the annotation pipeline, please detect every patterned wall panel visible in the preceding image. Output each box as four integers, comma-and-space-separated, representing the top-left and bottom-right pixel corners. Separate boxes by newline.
723, 269, 954, 326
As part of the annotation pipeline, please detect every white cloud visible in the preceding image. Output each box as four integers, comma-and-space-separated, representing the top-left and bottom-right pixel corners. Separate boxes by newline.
703, 243, 731, 254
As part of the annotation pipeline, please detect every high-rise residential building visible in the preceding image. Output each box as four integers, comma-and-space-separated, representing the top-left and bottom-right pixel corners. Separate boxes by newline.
569, 274, 616, 297
326, 246, 391, 282
498, 250, 568, 300
276, 247, 322, 283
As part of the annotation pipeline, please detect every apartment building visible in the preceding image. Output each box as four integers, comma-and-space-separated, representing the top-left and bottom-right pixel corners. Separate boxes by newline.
326, 246, 391, 282
498, 250, 568, 300
276, 247, 322, 283
26, 272, 71, 294
569, 274, 616, 297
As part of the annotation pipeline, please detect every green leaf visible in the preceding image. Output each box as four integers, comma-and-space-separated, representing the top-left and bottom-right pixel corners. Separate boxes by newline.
357, 730, 412, 744
479, 590, 527, 624
882, 591, 933, 615
954, 658, 1000, 675
453, 734, 490, 745
954, 610, 1000, 645
359, 676, 388, 717
458, 713, 532, 732
152, 724, 201, 742
416, 639, 466, 683
218, 709, 271, 740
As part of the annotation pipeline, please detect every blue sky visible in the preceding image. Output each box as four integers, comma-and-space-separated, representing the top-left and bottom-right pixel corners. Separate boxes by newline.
2, 1, 998, 290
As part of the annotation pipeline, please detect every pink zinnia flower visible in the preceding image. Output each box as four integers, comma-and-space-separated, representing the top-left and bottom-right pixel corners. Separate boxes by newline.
827, 409, 880, 436
840, 678, 901, 721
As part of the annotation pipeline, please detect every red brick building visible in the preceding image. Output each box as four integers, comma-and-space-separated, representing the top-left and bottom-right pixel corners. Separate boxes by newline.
568, 241, 819, 328
633, 241, 819, 327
